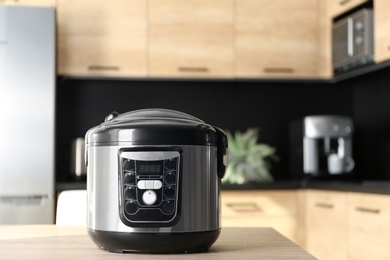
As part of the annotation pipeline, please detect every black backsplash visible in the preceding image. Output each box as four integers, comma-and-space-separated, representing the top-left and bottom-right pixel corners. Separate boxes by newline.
350, 68, 390, 180
56, 67, 390, 182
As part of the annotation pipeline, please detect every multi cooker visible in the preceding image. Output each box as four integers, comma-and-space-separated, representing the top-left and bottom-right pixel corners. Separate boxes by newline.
85, 109, 227, 253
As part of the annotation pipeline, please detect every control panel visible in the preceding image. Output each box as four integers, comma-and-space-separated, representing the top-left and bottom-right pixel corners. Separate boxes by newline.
118, 150, 180, 226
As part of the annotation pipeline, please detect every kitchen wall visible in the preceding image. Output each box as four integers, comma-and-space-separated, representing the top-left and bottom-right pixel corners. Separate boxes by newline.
350, 67, 390, 180
56, 66, 390, 182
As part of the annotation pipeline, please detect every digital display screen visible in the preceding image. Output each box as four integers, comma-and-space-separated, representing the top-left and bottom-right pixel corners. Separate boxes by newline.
136, 161, 163, 174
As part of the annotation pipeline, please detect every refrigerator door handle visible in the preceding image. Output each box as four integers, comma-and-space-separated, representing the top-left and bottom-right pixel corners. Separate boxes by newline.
0, 195, 51, 206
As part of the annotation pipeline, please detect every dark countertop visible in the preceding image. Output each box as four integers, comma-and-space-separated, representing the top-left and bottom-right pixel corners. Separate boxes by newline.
222, 179, 390, 195
301, 179, 390, 195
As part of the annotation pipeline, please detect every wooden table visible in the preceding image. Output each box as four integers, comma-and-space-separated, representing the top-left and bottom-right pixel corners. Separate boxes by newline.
0, 225, 316, 259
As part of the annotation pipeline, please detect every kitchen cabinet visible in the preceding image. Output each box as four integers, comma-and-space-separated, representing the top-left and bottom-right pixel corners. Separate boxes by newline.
328, 0, 369, 18
57, 0, 147, 77
348, 192, 390, 260
235, 0, 320, 79
303, 189, 348, 260
319, 0, 335, 78
148, 0, 234, 78
302, 189, 390, 260
374, 0, 390, 63
221, 190, 298, 243
0, 0, 54, 5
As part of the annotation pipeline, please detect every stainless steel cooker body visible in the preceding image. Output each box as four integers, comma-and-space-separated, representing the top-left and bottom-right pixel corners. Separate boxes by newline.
87, 144, 220, 232
85, 109, 227, 253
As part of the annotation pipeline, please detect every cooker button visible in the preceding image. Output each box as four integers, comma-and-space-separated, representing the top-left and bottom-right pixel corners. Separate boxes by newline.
164, 172, 176, 185
124, 173, 135, 184
124, 187, 136, 200
165, 158, 177, 170
123, 159, 135, 171
142, 190, 157, 205
145, 180, 154, 189
163, 186, 175, 199
125, 201, 138, 214
137, 180, 146, 189
153, 180, 162, 189
161, 200, 175, 214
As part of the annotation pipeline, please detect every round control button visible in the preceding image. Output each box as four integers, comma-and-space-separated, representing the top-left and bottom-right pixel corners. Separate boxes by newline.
123, 159, 135, 171
124, 173, 135, 184
165, 158, 177, 171
161, 200, 175, 214
163, 186, 175, 199
164, 172, 176, 185
345, 125, 352, 133
355, 21, 364, 31
355, 36, 364, 45
125, 201, 138, 215
124, 187, 136, 200
142, 190, 157, 205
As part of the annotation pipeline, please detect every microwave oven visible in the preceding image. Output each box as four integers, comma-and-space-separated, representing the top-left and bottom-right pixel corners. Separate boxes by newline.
332, 8, 374, 73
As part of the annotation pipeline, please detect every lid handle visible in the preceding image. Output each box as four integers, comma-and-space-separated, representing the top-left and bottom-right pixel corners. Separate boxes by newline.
105, 111, 119, 122
215, 127, 228, 179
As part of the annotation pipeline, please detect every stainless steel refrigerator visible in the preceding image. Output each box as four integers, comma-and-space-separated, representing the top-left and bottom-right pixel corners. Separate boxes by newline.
0, 5, 55, 224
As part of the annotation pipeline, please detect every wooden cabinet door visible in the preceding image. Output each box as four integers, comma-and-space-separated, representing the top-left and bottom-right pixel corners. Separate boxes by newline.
348, 192, 390, 260
148, 0, 234, 78
328, 0, 368, 18
319, 0, 335, 78
235, 0, 319, 78
374, 0, 390, 63
57, 0, 147, 77
303, 190, 348, 260
221, 190, 298, 243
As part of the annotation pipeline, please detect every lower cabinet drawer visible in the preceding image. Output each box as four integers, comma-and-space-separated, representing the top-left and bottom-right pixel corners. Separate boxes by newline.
348, 192, 390, 260
221, 190, 298, 243
303, 190, 348, 260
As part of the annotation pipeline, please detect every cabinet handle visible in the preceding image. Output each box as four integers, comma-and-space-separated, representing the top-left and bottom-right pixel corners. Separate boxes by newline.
355, 207, 380, 214
264, 68, 294, 74
178, 67, 209, 73
339, 0, 352, 5
315, 202, 334, 209
88, 65, 119, 71
226, 202, 262, 212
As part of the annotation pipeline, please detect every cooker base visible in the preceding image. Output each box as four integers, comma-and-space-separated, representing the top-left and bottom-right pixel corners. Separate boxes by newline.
87, 228, 221, 254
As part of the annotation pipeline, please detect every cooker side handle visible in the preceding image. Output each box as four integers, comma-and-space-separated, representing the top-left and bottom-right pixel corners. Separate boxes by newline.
214, 127, 228, 179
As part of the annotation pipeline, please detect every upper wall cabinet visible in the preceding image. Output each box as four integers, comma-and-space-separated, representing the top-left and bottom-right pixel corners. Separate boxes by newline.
0, 0, 54, 6
374, 0, 390, 63
148, 0, 234, 78
318, 0, 333, 79
235, 0, 320, 79
57, 0, 147, 77
328, 0, 369, 18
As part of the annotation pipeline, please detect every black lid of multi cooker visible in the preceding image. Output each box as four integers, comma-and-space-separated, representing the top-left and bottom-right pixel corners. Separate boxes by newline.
86, 109, 219, 146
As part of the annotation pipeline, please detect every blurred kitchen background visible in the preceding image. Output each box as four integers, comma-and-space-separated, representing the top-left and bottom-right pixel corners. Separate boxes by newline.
1, 0, 390, 259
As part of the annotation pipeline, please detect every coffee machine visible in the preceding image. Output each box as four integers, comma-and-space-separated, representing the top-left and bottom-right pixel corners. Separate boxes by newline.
289, 115, 355, 178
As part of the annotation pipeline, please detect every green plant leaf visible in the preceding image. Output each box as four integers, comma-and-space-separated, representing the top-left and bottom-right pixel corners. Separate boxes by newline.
223, 128, 278, 184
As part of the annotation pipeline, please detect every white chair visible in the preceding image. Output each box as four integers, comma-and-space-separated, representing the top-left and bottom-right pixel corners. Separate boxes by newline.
56, 190, 87, 226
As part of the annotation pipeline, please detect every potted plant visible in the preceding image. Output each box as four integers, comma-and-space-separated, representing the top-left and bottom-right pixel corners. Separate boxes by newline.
222, 128, 278, 185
